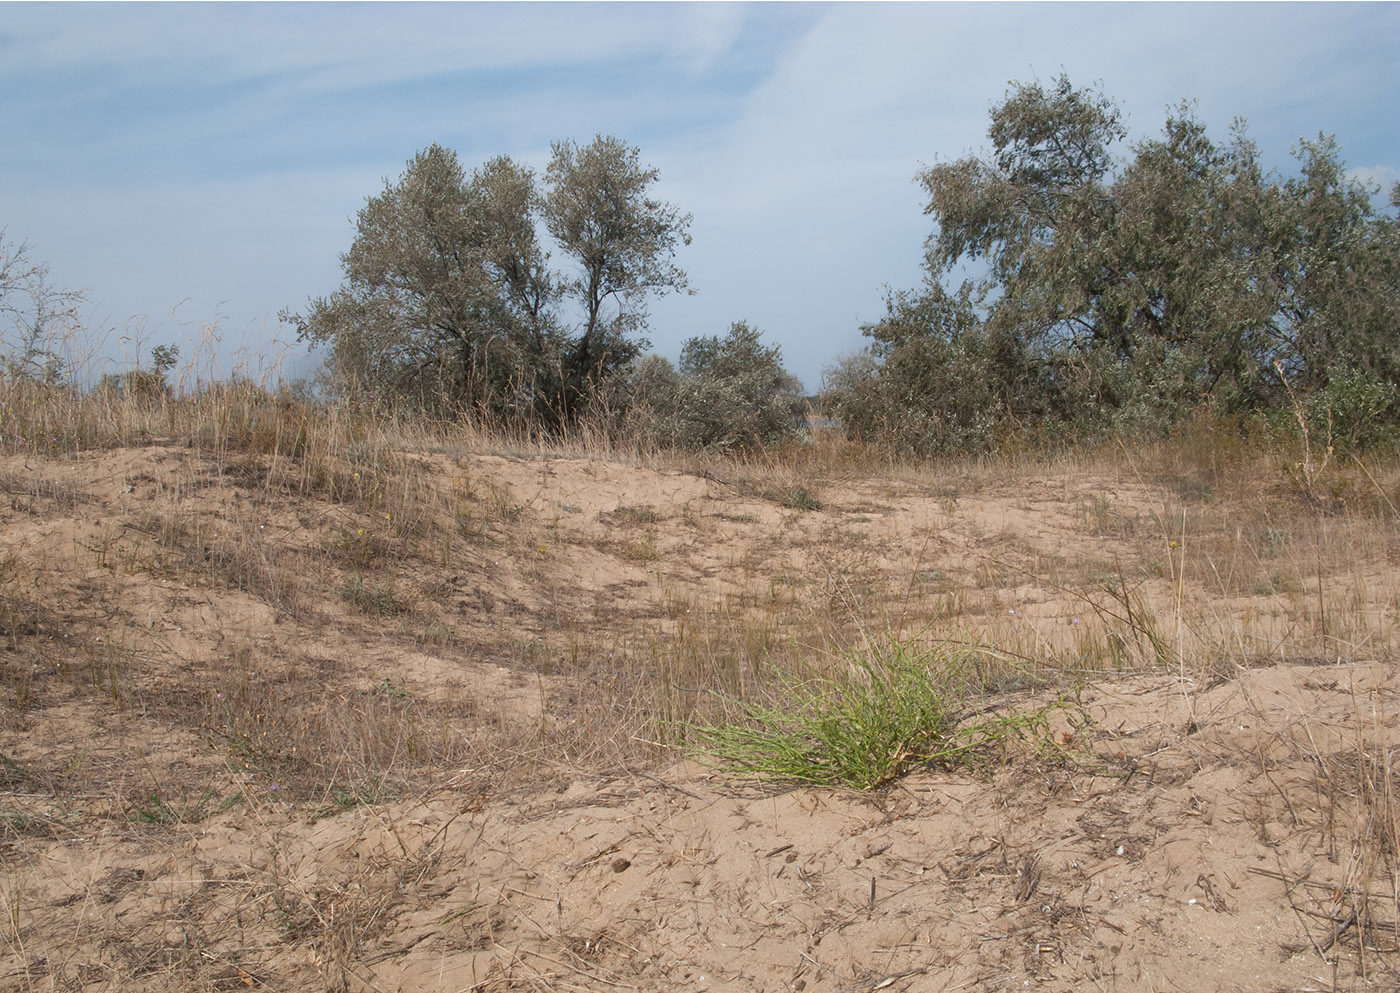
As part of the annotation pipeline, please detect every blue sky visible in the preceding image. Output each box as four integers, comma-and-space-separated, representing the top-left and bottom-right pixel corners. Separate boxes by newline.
2, 2, 1397, 390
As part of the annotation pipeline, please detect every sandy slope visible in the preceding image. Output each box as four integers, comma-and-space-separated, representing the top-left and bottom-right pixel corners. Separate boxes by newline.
3, 443, 1399, 991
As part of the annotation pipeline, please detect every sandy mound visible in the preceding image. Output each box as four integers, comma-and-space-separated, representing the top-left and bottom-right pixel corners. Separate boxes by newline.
3, 441, 1399, 991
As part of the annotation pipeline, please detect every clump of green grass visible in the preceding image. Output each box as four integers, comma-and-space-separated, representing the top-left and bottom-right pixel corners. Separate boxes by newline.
339, 576, 404, 616
685, 638, 1063, 790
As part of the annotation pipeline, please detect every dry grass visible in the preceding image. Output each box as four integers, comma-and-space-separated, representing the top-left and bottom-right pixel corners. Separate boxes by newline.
4, 375, 1400, 733
4, 374, 1400, 988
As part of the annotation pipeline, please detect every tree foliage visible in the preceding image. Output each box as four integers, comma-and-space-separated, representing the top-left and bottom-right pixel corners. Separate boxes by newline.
545, 135, 692, 416
97, 343, 180, 405
288, 135, 690, 424
828, 73, 1400, 454
285, 146, 560, 418
631, 321, 804, 450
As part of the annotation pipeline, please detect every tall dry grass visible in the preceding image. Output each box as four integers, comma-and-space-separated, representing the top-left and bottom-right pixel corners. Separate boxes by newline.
5, 370, 1400, 697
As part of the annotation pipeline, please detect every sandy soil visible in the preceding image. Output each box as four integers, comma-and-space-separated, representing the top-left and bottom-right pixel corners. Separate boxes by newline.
2, 442, 1399, 991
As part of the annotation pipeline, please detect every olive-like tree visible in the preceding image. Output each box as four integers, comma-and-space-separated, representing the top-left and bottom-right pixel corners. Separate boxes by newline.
830, 73, 1400, 452
634, 321, 803, 450
290, 135, 692, 424
287, 145, 559, 417
544, 134, 692, 415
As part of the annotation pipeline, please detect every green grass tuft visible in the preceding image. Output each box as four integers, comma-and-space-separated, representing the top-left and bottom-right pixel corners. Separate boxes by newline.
684, 637, 1061, 790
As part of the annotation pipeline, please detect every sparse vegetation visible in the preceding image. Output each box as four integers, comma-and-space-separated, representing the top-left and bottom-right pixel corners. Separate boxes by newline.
4, 75, 1400, 993
0, 229, 85, 384
1, 376, 1399, 990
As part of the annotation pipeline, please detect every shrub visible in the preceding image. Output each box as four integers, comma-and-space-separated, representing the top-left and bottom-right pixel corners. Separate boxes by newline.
1305, 371, 1400, 453
634, 321, 805, 450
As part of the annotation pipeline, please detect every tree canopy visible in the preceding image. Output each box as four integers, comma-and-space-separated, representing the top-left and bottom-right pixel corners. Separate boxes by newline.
545, 135, 693, 416
828, 73, 1400, 454
630, 321, 804, 450
287, 135, 690, 424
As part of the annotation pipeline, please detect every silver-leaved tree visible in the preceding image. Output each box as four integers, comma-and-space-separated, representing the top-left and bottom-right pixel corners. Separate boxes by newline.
287, 135, 691, 426
828, 73, 1400, 455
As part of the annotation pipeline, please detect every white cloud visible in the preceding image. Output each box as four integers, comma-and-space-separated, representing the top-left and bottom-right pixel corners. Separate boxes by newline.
669, 3, 749, 74
1349, 165, 1400, 195
0, 3, 810, 116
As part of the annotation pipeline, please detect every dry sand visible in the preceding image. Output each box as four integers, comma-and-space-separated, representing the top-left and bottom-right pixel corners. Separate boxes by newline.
3, 442, 1398, 991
